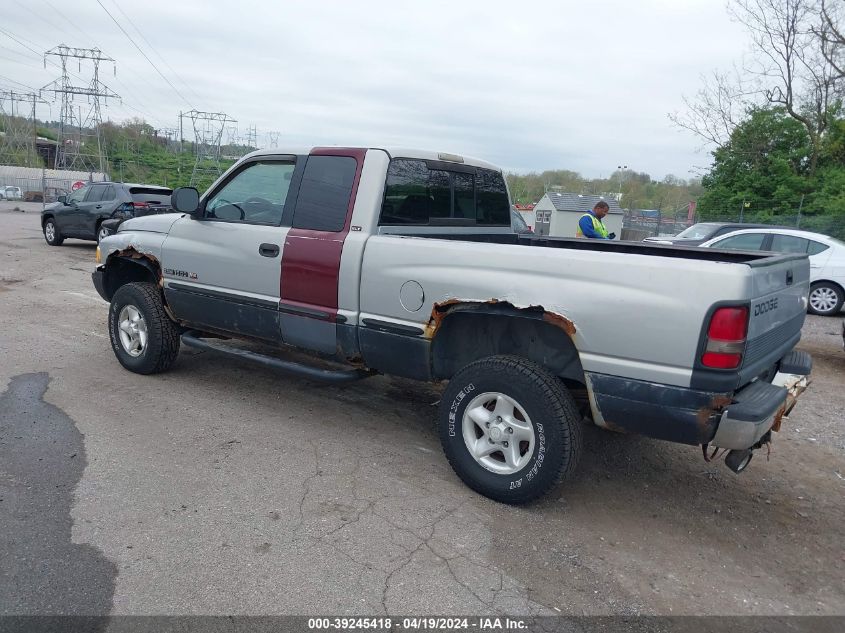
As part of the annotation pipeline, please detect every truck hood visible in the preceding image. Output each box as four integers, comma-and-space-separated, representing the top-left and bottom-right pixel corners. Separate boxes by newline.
119, 213, 183, 234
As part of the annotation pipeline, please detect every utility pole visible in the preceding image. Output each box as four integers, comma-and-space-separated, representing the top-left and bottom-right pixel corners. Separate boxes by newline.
0, 91, 48, 167
39, 45, 119, 174
179, 109, 236, 189
796, 194, 805, 228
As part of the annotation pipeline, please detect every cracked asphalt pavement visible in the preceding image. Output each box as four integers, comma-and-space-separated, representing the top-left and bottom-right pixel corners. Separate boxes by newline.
1, 204, 844, 616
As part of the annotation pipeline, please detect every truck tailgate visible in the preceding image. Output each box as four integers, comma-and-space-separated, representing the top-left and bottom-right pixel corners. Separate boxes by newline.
740, 253, 809, 386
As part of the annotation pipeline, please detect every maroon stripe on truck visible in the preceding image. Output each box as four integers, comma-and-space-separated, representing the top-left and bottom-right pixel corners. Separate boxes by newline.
279, 148, 367, 320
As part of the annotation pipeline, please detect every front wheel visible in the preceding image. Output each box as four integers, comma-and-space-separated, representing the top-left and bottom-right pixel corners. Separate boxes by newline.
438, 355, 582, 504
108, 282, 181, 374
97, 224, 110, 243
808, 282, 844, 316
43, 218, 63, 246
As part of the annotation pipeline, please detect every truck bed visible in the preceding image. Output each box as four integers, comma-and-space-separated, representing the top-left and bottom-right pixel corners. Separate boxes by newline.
385, 229, 803, 265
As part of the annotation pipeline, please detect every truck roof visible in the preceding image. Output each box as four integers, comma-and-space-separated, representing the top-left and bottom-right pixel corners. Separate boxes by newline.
244, 147, 503, 172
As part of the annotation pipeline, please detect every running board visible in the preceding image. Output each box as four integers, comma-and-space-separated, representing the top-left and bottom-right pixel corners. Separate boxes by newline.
181, 330, 372, 384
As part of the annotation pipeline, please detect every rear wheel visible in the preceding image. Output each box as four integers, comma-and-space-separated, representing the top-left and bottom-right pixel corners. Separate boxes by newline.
438, 355, 582, 504
808, 282, 844, 316
108, 282, 180, 374
43, 218, 63, 246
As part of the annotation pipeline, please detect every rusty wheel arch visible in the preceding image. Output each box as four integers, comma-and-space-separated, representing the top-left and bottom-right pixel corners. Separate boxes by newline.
425, 299, 583, 384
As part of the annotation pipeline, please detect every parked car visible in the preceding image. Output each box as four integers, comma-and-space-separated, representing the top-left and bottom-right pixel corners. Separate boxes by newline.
41, 182, 172, 246
643, 222, 781, 247
511, 208, 532, 234
0, 186, 23, 201
93, 146, 811, 504
699, 228, 845, 316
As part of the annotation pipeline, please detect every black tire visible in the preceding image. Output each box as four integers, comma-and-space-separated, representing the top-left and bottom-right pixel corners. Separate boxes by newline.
438, 355, 582, 504
43, 218, 64, 246
108, 282, 180, 374
96, 222, 109, 244
808, 281, 844, 316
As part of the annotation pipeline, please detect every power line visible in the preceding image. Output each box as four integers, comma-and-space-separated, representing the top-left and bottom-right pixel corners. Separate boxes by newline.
0, 73, 37, 92
94, 0, 194, 109
1, 26, 166, 129
109, 0, 203, 104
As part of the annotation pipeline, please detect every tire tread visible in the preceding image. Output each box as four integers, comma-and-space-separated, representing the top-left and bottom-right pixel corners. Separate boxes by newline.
110, 282, 180, 374
439, 355, 582, 504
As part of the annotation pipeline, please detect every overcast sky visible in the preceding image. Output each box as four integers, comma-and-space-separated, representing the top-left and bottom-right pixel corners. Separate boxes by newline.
0, 0, 750, 179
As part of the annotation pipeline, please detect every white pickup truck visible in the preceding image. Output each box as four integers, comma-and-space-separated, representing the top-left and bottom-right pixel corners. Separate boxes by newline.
92, 146, 812, 503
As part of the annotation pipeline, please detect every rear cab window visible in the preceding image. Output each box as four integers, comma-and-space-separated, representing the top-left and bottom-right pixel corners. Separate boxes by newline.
129, 187, 173, 206
380, 158, 510, 226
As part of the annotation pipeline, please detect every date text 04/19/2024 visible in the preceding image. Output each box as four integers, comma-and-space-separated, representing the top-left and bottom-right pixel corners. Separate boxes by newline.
307, 617, 529, 630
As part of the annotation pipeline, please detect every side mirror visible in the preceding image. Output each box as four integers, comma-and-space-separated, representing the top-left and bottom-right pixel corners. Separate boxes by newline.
171, 187, 200, 216
57, 195, 67, 204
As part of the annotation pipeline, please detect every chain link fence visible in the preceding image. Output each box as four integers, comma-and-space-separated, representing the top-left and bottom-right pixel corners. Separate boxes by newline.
0, 165, 108, 206
623, 209, 844, 241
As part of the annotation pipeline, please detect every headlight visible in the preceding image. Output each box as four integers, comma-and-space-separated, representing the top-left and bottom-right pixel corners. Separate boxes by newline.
95, 246, 101, 263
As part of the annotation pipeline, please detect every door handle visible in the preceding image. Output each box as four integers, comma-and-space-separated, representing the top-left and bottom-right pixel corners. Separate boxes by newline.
259, 243, 280, 257
95, 205, 102, 209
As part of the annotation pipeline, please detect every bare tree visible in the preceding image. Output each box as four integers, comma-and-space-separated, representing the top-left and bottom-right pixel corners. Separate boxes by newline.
673, 0, 842, 174
731, 0, 840, 174
669, 69, 753, 148
817, 0, 844, 78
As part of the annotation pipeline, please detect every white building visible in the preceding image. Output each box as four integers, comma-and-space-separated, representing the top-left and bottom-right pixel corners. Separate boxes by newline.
533, 192, 623, 238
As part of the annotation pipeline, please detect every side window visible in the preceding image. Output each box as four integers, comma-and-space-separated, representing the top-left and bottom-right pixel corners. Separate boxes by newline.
713, 233, 767, 250
770, 234, 810, 254
476, 168, 510, 225
67, 186, 89, 204
807, 240, 830, 256
205, 161, 295, 225
379, 159, 510, 226
291, 155, 357, 232
101, 185, 115, 201
86, 186, 106, 203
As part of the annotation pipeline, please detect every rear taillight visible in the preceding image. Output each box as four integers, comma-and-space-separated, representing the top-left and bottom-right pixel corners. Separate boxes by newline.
701, 306, 749, 369
132, 202, 149, 209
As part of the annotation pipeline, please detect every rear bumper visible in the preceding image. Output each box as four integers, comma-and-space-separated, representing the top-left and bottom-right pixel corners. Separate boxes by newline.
585, 350, 812, 449
710, 350, 812, 450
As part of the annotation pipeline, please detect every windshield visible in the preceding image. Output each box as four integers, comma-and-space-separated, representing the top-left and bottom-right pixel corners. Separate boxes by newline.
674, 223, 720, 240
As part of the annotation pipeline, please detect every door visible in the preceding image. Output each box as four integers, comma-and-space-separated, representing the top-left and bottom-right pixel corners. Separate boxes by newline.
161, 157, 298, 340
80, 184, 110, 238
279, 149, 365, 355
535, 209, 551, 236
57, 184, 91, 235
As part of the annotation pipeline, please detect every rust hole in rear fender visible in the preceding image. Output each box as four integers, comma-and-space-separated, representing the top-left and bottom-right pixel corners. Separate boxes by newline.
423, 298, 576, 339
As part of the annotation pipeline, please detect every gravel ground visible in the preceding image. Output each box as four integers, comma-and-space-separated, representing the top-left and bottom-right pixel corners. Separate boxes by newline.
1, 203, 843, 617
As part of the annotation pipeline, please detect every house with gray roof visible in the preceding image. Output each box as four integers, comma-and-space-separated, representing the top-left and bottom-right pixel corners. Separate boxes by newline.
532, 192, 623, 238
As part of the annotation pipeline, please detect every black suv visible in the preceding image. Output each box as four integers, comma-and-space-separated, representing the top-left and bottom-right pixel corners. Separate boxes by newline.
41, 182, 172, 246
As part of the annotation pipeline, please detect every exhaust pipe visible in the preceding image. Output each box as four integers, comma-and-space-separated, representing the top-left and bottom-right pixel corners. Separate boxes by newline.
725, 449, 753, 474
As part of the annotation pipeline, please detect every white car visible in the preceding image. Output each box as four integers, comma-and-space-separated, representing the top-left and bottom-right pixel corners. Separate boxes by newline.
1, 186, 23, 200
700, 228, 845, 316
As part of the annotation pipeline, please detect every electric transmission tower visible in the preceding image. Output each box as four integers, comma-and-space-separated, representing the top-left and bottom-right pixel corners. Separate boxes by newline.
180, 110, 236, 188
244, 124, 257, 149
265, 130, 281, 148
39, 45, 119, 173
0, 90, 48, 167
226, 124, 239, 147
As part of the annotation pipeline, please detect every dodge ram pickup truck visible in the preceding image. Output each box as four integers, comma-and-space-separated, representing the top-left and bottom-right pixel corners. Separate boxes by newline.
92, 146, 812, 503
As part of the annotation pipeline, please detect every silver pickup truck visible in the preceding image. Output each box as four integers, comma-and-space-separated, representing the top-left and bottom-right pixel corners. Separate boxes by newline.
92, 147, 812, 503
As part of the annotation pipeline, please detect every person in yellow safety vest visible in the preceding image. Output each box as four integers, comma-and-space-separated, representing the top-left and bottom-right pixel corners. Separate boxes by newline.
575, 201, 617, 239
